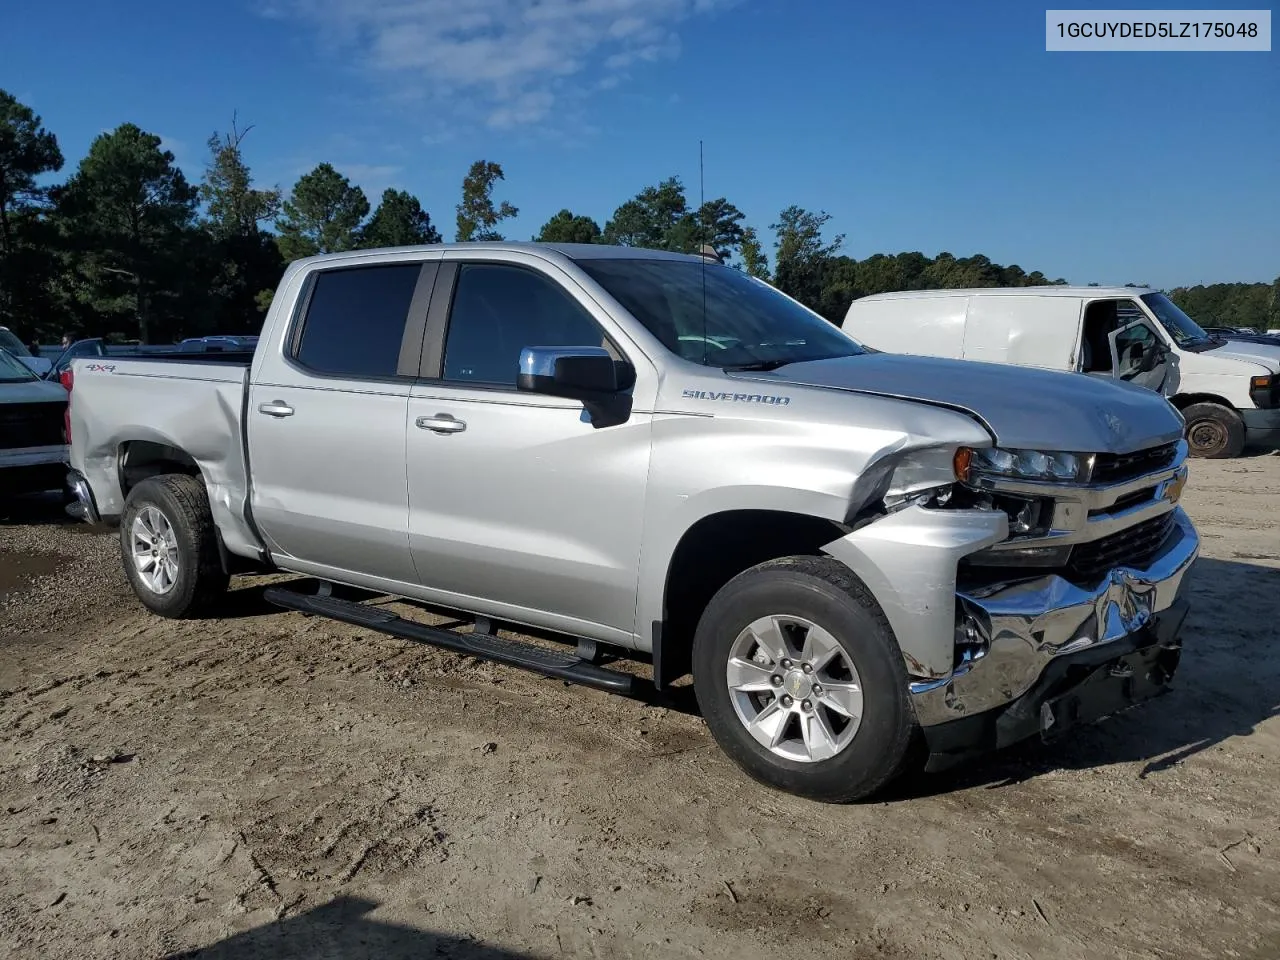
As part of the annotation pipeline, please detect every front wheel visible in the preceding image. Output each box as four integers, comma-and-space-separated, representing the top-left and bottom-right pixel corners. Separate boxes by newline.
120, 474, 229, 618
692, 556, 919, 803
1182, 402, 1245, 458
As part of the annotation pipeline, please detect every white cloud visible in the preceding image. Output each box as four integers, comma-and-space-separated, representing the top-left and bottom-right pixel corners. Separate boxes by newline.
267, 0, 734, 128
337, 163, 404, 197
158, 135, 187, 160
486, 90, 556, 130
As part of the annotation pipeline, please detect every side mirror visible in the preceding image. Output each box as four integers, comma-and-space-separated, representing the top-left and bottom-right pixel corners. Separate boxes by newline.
517, 346, 635, 402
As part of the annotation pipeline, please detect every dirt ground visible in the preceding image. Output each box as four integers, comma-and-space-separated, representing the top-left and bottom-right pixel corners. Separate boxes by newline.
1, 455, 1278, 960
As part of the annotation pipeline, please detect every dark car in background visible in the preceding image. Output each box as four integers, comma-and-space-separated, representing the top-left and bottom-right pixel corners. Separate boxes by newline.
1204, 326, 1280, 349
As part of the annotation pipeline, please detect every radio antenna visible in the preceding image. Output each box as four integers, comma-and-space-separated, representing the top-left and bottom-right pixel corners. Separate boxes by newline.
699, 139, 708, 367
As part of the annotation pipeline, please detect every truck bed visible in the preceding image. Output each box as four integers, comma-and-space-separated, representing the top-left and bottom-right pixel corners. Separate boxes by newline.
101, 350, 256, 368
68, 354, 259, 558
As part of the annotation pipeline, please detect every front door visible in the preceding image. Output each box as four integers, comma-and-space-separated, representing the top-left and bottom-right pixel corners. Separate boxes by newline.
406, 257, 653, 642
1081, 298, 1173, 394
1109, 317, 1171, 392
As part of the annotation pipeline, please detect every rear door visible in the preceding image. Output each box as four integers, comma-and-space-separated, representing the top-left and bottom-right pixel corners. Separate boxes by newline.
247, 256, 438, 584
405, 253, 654, 642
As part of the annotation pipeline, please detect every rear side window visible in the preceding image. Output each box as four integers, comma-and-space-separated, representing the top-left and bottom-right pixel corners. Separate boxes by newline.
294, 264, 421, 378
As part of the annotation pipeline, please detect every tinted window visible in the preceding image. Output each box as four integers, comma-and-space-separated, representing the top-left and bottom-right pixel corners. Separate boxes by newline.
1141, 292, 1211, 347
443, 264, 607, 386
0, 348, 37, 382
576, 258, 861, 369
295, 264, 421, 378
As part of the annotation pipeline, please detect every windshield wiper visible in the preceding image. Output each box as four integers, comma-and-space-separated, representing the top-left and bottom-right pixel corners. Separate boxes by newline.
723, 359, 796, 372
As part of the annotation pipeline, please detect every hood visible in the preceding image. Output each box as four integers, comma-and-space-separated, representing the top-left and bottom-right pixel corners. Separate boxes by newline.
733, 353, 1185, 454
1, 378, 67, 404
1201, 341, 1280, 372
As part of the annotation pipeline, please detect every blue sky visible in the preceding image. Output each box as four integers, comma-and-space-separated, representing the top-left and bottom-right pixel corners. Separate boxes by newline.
6, 0, 1277, 288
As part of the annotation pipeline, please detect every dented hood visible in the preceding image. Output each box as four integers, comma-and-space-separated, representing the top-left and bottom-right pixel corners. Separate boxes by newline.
736, 353, 1186, 454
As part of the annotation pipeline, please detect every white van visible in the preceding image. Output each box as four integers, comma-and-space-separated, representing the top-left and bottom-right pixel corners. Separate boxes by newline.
843, 286, 1280, 458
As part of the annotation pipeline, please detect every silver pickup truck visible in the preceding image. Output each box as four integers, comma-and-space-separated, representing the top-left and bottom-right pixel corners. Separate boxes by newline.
66, 243, 1199, 802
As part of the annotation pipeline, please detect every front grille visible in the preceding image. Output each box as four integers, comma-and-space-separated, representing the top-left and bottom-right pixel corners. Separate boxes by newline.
1090, 442, 1178, 486
0, 401, 66, 450
1066, 512, 1176, 580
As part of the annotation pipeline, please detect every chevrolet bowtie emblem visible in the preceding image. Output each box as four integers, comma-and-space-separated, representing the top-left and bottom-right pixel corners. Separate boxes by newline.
1162, 468, 1188, 505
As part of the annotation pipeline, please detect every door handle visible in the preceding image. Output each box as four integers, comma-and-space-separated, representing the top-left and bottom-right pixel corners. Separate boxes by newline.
258, 400, 294, 418
416, 414, 466, 434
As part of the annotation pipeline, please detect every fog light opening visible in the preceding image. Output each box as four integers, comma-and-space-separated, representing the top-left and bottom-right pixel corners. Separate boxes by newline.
954, 603, 991, 670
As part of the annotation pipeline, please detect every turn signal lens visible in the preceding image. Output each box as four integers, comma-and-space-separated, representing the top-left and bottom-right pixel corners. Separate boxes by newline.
953, 447, 973, 482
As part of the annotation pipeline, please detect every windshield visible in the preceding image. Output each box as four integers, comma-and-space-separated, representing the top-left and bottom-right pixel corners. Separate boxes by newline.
1141, 292, 1212, 347
0, 329, 32, 357
575, 258, 863, 369
0, 348, 38, 382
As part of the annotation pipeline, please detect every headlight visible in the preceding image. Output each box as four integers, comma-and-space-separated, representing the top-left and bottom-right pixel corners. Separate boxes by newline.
954, 446, 1086, 484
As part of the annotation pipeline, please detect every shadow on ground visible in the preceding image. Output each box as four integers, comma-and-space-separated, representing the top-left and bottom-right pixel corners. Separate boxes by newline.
892, 555, 1280, 799
165, 895, 543, 960
0, 490, 101, 529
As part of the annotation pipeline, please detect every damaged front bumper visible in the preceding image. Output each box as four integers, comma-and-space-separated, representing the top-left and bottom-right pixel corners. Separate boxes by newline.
911, 508, 1198, 769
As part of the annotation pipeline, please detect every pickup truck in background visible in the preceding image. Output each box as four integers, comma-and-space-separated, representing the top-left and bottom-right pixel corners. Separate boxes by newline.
66, 243, 1199, 802
0, 347, 68, 500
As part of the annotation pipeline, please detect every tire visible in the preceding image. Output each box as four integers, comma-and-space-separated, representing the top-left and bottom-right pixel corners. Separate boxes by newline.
1182, 402, 1245, 459
691, 556, 918, 803
119, 474, 229, 618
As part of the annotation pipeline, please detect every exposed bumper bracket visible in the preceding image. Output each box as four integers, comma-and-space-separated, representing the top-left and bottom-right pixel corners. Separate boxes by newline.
65, 469, 101, 523
921, 599, 1187, 771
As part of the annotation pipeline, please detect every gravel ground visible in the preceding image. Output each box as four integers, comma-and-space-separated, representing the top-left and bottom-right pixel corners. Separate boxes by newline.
1, 455, 1278, 960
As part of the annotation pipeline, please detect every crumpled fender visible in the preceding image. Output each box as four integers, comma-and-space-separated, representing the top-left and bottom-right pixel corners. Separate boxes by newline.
821, 506, 1008, 679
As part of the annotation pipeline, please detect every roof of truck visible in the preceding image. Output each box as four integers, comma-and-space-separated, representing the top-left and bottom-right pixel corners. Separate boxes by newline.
292, 242, 707, 269
854, 286, 1155, 302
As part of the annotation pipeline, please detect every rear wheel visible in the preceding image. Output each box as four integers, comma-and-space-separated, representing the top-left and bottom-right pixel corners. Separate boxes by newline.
120, 474, 228, 618
1182, 402, 1244, 458
692, 556, 918, 803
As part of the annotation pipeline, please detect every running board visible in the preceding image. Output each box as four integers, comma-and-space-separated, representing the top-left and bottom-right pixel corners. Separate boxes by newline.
263, 586, 636, 695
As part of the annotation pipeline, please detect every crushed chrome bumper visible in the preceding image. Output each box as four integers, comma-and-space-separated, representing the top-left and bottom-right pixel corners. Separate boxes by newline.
909, 507, 1198, 758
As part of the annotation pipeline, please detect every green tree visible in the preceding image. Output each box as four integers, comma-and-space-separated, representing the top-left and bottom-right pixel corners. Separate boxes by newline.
771, 206, 843, 314
603, 177, 690, 249
360, 188, 442, 248
534, 209, 602, 244
694, 197, 746, 258
738, 225, 769, 280
455, 160, 517, 242
201, 118, 280, 239
276, 163, 369, 261
1167, 281, 1273, 330
0, 89, 64, 335
200, 118, 283, 332
55, 123, 200, 342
